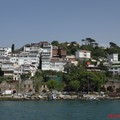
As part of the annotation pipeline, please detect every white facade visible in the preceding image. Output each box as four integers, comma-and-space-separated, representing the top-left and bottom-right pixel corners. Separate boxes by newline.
0, 47, 11, 57
41, 44, 53, 70
42, 44, 52, 59
18, 57, 39, 66
1, 62, 14, 71
0, 56, 10, 67
108, 65, 120, 75
10, 57, 19, 63
1, 43, 68, 77
75, 50, 91, 59
50, 61, 66, 71
22, 43, 53, 71
107, 53, 120, 75
24, 45, 43, 53
107, 53, 119, 63
42, 61, 66, 71
1, 62, 14, 76
24, 46, 31, 52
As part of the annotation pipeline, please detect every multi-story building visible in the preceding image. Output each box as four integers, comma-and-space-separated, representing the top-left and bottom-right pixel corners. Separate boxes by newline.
107, 53, 119, 63
108, 64, 120, 75
1, 42, 68, 78
41, 43, 53, 70
0, 47, 11, 57
107, 53, 120, 75
0, 56, 10, 67
52, 46, 66, 58
1, 62, 14, 76
49, 58, 67, 71
75, 50, 91, 60
66, 55, 78, 66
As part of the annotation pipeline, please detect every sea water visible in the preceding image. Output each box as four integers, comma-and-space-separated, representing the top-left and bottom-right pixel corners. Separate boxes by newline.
0, 100, 120, 120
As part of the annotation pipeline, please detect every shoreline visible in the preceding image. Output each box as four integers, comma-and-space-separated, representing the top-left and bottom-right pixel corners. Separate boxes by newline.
0, 96, 120, 101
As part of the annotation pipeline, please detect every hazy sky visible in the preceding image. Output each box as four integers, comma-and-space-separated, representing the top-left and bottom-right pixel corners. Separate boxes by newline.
0, 0, 120, 48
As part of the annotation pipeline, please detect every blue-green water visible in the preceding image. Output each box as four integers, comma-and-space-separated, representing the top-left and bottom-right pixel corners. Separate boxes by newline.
0, 100, 120, 120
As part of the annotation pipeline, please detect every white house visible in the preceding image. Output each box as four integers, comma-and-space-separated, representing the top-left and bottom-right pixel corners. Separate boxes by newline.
10, 57, 19, 64
108, 64, 120, 75
0, 56, 10, 67
75, 50, 91, 59
42, 58, 66, 71
0, 47, 11, 57
50, 61, 66, 71
107, 53, 120, 63
1, 62, 14, 76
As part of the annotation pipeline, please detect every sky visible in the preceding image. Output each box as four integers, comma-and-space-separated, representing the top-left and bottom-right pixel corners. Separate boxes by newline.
0, 0, 120, 48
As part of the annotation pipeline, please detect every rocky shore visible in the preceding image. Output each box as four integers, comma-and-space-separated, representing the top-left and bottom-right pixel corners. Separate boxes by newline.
0, 92, 120, 101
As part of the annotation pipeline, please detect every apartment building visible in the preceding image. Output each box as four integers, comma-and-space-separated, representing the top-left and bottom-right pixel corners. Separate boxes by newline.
0, 47, 11, 57
75, 50, 91, 60
107, 53, 120, 64
1, 62, 14, 76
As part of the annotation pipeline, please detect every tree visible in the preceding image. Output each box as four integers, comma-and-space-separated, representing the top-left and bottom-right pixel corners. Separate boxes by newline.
51, 40, 59, 46
92, 46, 106, 58
31, 70, 44, 93
46, 80, 64, 91
80, 44, 94, 52
86, 38, 96, 45
79, 71, 106, 92
21, 72, 31, 80
0, 76, 13, 83
55, 82, 65, 91
11, 44, 15, 52
64, 62, 77, 74
46, 80, 58, 90
109, 42, 118, 48
105, 47, 120, 54
82, 38, 96, 45
68, 80, 80, 92
0, 68, 4, 76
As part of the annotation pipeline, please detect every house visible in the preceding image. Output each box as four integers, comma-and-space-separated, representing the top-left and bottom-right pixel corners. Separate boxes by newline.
75, 50, 91, 60
107, 53, 120, 64
108, 64, 120, 75
42, 44, 67, 71
66, 55, 78, 66
52, 46, 66, 58
0, 47, 11, 57
107, 53, 120, 75
50, 58, 67, 71
0, 56, 10, 67
1, 62, 14, 76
